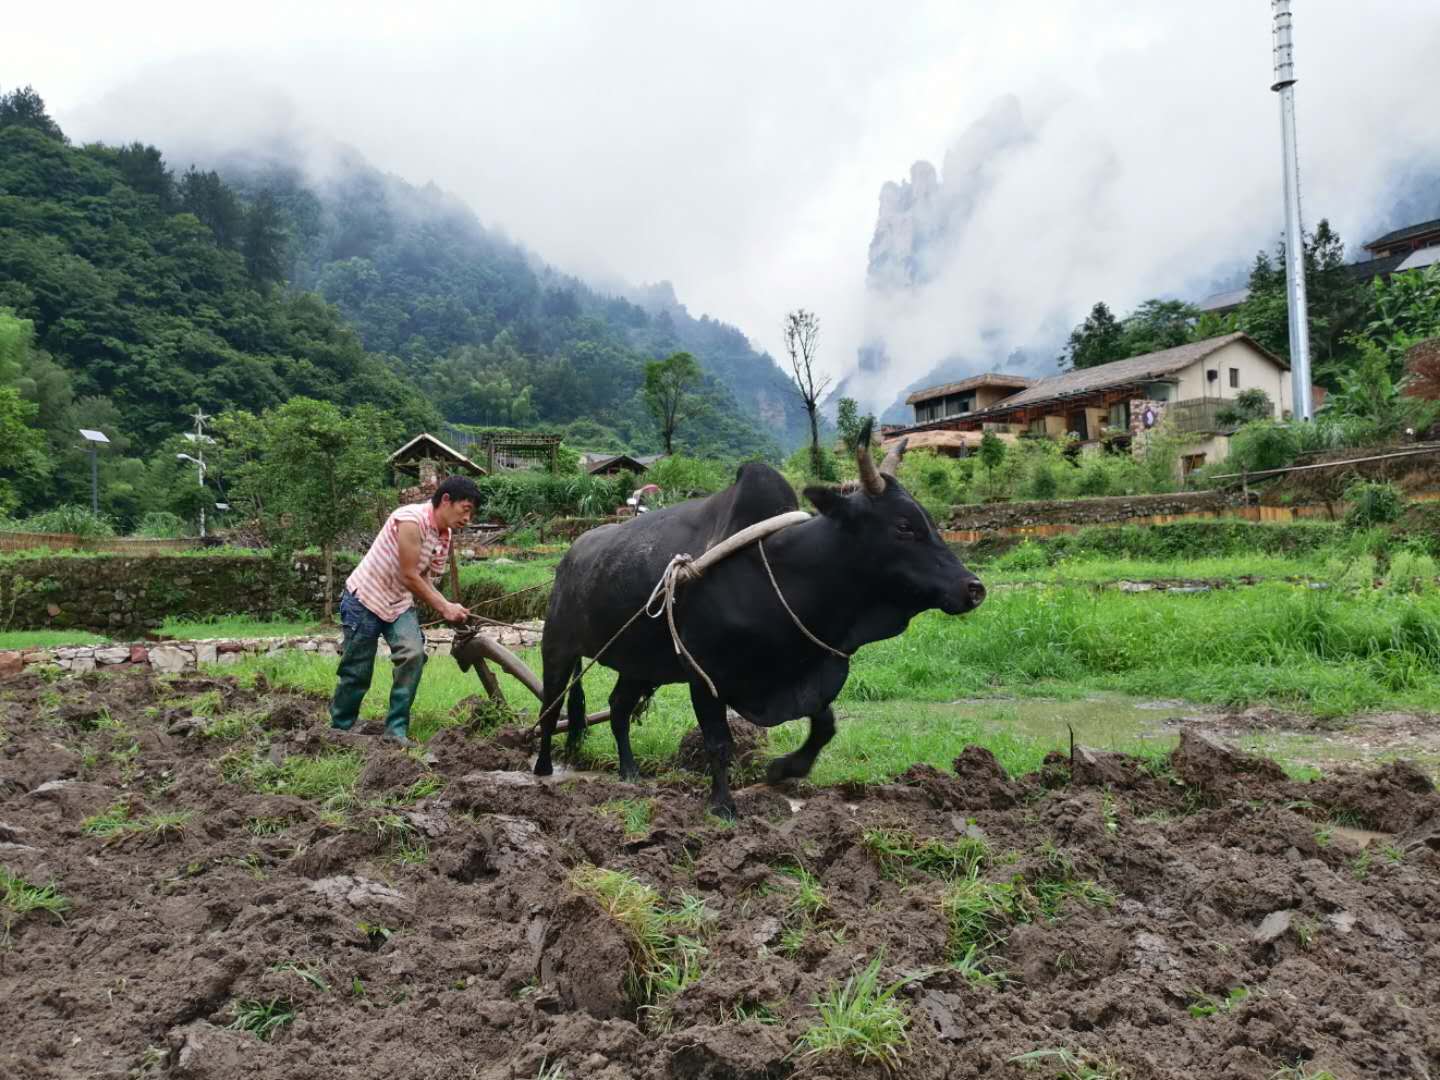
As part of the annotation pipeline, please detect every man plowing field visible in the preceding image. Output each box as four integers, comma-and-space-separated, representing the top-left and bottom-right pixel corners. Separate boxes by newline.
328, 476, 482, 746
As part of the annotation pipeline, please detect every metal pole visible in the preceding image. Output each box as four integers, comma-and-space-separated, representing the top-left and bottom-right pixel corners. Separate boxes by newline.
197, 458, 206, 539
90, 446, 98, 514
1272, 0, 1313, 421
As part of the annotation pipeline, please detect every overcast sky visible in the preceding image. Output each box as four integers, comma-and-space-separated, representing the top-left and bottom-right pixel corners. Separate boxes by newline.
9, 1, 1440, 406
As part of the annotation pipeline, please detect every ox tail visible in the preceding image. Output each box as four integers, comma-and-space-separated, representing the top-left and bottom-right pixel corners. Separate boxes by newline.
563, 660, 587, 758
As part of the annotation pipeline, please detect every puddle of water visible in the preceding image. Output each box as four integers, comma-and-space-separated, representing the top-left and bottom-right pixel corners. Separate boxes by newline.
949, 694, 1440, 781
959, 693, 1190, 754
467, 766, 611, 787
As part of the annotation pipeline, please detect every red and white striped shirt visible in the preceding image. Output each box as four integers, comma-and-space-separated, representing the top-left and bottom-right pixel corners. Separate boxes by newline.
346, 501, 451, 621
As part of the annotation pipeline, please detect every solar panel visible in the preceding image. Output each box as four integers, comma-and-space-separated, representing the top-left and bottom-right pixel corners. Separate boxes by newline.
78, 429, 110, 443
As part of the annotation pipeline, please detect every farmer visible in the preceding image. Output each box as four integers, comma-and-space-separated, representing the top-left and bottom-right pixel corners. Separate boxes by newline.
329, 475, 482, 746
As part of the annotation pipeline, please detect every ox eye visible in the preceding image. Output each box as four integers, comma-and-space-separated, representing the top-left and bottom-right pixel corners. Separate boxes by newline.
895, 519, 916, 539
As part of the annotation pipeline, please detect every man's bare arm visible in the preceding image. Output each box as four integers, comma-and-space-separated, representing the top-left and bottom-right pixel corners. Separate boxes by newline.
396, 522, 469, 622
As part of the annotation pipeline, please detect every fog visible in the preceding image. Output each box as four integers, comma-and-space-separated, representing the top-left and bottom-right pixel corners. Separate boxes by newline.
10, 1, 1440, 409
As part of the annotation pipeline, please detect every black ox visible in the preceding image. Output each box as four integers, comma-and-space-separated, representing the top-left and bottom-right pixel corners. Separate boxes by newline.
536, 427, 986, 816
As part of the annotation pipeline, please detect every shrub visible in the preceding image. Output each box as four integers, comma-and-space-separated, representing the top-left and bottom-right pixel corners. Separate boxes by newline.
135, 511, 186, 539
646, 455, 734, 500
1344, 481, 1406, 529
1027, 463, 1059, 500
1227, 420, 1299, 474
0, 505, 117, 538
896, 450, 970, 520
993, 541, 1049, 572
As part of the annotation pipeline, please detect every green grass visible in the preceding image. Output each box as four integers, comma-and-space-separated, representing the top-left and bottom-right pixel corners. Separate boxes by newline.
981, 552, 1330, 587
227, 997, 297, 1040
1, 865, 69, 937
1009, 1047, 1129, 1078
599, 797, 654, 837
221, 748, 362, 807
210, 570, 1440, 785
569, 865, 708, 1008
157, 615, 325, 640
0, 629, 109, 649
796, 953, 910, 1071
862, 828, 990, 881
80, 803, 195, 840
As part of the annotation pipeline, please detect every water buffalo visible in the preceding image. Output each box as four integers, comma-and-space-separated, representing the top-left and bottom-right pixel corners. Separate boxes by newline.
536, 425, 985, 816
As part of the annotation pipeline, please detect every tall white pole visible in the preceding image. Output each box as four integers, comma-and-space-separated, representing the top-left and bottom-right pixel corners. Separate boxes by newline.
1272, 0, 1313, 421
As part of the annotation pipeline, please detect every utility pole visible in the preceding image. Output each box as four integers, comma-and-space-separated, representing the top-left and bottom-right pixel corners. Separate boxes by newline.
1272, 0, 1314, 421
178, 408, 212, 538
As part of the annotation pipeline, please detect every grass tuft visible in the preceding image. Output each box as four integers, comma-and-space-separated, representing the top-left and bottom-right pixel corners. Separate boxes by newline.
227, 996, 297, 1040
569, 865, 708, 1009
598, 798, 654, 838
1009, 1047, 1130, 1078
1, 865, 69, 939
862, 828, 989, 881
796, 953, 910, 1072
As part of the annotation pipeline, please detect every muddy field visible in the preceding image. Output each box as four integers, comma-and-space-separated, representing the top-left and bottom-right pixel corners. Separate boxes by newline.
2, 668, 1439, 1079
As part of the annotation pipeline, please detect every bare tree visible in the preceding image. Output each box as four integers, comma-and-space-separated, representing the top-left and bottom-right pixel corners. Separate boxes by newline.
783, 309, 830, 476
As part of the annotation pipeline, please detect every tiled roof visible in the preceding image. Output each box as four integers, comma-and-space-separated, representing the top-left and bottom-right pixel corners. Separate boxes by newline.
1365, 217, 1440, 251
905, 372, 1035, 405
981, 333, 1284, 412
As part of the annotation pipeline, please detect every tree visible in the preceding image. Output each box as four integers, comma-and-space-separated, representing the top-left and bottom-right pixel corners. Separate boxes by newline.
222, 398, 397, 620
835, 396, 874, 452
242, 192, 288, 285
0, 86, 65, 142
1325, 339, 1439, 440
1215, 388, 1274, 428
1237, 219, 1374, 383
1058, 302, 1126, 370
1120, 299, 1200, 355
643, 351, 703, 454
0, 387, 46, 515
783, 309, 830, 475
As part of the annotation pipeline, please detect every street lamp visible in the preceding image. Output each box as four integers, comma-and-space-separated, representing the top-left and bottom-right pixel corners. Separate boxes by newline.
177, 452, 208, 538
79, 429, 110, 514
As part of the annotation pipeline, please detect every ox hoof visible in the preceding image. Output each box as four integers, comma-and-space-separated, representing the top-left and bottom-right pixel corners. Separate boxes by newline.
764, 756, 808, 785
618, 766, 641, 783
533, 760, 554, 777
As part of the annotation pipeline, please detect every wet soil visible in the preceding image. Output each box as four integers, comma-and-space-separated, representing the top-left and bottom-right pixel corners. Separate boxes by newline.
2, 667, 1438, 1079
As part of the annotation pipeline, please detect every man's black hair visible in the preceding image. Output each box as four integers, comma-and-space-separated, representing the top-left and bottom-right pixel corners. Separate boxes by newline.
432, 474, 484, 507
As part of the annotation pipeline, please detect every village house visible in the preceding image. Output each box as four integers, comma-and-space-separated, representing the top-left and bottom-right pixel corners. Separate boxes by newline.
886, 332, 1319, 475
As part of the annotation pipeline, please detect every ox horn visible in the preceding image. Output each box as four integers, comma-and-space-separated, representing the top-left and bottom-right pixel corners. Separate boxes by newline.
879, 437, 908, 478
856, 419, 885, 496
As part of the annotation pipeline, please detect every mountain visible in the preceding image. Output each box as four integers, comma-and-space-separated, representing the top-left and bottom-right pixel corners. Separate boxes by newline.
208, 139, 810, 455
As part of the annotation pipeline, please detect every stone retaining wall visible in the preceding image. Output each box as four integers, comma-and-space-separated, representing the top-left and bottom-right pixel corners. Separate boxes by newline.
0, 553, 360, 634
947, 490, 1240, 532
0, 622, 544, 678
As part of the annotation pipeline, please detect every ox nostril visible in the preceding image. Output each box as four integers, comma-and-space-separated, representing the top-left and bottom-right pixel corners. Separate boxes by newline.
968, 580, 986, 608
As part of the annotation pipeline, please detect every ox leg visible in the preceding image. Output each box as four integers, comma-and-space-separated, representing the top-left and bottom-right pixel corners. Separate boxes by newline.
689, 683, 736, 819
609, 677, 652, 782
535, 656, 578, 777
764, 706, 836, 784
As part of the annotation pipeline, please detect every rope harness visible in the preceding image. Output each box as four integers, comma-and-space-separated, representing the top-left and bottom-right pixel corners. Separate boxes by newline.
532, 509, 842, 727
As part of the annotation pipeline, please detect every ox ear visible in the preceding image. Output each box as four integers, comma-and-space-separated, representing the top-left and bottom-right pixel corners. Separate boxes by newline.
804, 485, 856, 522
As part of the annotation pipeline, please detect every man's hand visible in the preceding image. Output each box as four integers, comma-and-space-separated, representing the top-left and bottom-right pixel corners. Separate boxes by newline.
439, 600, 470, 624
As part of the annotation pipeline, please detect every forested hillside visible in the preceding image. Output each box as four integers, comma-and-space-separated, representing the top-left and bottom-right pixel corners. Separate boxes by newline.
214, 142, 809, 454
0, 86, 810, 530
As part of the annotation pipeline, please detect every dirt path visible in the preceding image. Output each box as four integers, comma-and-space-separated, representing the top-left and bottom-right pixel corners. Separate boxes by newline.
2, 668, 1437, 1079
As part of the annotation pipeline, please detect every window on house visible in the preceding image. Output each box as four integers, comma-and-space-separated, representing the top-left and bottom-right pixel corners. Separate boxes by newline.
1182, 453, 1207, 476
1229, 368, 1240, 389
1144, 382, 1174, 402
1108, 402, 1130, 431
1028, 416, 1048, 435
